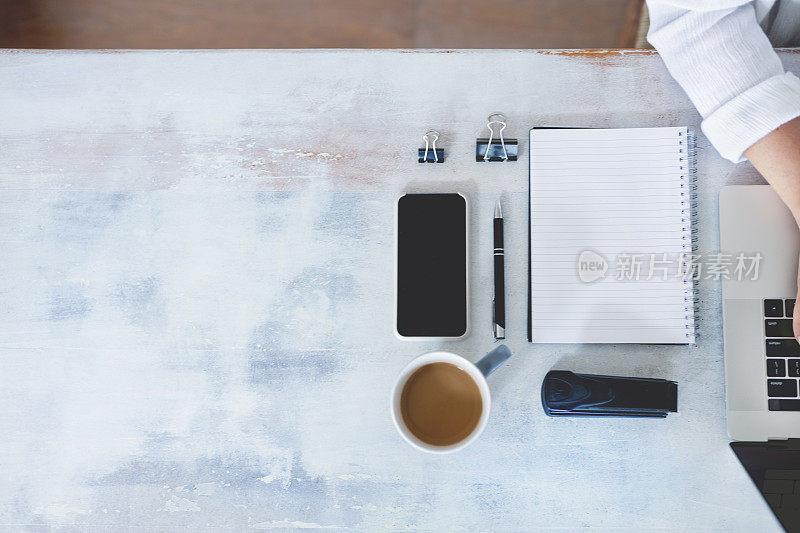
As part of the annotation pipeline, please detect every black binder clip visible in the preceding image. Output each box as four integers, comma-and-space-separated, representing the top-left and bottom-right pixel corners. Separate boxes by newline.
418, 130, 444, 163
476, 113, 518, 162
541, 370, 678, 418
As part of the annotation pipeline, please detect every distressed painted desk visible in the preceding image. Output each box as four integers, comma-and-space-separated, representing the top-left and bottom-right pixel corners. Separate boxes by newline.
1, 49, 798, 531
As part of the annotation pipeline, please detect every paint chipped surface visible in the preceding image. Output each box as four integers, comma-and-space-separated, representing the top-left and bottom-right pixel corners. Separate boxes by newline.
0, 50, 796, 531
252, 518, 344, 529
162, 496, 201, 513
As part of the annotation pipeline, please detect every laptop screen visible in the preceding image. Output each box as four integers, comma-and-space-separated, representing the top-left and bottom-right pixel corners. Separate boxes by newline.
731, 441, 800, 531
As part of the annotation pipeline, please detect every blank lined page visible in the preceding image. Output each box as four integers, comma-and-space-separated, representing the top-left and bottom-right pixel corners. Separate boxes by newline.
530, 127, 695, 343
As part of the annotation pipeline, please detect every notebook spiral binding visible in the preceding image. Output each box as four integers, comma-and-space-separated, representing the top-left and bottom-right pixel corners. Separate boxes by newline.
679, 130, 699, 342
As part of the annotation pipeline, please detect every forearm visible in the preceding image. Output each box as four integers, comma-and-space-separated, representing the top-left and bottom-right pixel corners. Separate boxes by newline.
647, 1, 800, 163
744, 117, 800, 221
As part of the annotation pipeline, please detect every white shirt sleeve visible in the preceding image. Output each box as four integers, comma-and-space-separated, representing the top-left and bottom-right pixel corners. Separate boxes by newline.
646, 0, 800, 162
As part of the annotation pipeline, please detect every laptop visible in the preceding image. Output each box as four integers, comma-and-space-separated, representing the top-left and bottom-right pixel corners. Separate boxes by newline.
720, 185, 800, 531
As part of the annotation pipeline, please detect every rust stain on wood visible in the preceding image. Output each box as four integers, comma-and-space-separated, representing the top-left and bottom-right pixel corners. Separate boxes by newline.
399, 49, 457, 53
536, 48, 658, 65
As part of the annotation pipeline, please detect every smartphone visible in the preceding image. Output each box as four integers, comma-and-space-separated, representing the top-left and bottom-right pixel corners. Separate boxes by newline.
395, 193, 469, 339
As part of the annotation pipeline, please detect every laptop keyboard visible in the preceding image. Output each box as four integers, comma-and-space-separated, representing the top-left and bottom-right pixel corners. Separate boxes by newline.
764, 299, 800, 411
762, 469, 800, 530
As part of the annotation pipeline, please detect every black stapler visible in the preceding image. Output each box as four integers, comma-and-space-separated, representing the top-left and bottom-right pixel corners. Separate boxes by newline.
542, 370, 678, 418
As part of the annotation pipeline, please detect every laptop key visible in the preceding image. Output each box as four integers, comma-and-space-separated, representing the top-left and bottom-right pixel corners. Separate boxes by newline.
783, 494, 800, 508
765, 299, 784, 317
789, 360, 800, 378
763, 494, 782, 509
766, 339, 800, 357
768, 359, 786, 377
765, 469, 800, 479
768, 379, 798, 397
763, 493, 782, 508
769, 399, 800, 411
764, 478, 796, 494
765, 319, 794, 337
787, 299, 796, 317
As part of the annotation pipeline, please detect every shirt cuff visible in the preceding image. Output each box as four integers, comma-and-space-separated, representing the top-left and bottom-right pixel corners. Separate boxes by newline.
701, 72, 800, 163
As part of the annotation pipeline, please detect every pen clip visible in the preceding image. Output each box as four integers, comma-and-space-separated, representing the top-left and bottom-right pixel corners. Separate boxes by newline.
492, 295, 496, 335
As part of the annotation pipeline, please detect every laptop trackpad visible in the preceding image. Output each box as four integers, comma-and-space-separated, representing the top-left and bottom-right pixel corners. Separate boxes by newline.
724, 299, 767, 411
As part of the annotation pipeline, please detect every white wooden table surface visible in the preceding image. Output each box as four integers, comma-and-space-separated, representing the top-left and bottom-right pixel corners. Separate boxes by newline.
1, 49, 798, 531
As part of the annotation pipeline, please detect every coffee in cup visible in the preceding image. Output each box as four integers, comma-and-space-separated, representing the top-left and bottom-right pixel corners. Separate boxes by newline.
400, 362, 483, 446
391, 345, 511, 453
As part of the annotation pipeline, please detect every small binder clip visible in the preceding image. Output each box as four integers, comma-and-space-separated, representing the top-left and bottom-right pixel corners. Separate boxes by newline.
418, 130, 444, 163
476, 113, 518, 162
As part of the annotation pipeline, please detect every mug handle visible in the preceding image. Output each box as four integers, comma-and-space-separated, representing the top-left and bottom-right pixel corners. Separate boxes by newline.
474, 344, 512, 377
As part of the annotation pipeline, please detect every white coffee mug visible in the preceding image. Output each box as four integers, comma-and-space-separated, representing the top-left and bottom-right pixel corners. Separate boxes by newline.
390, 345, 511, 453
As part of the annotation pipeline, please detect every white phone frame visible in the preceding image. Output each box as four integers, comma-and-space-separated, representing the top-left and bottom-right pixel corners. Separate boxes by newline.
393, 192, 470, 341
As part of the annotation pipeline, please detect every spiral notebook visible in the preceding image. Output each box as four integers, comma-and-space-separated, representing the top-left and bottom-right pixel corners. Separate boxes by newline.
527, 127, 697, 343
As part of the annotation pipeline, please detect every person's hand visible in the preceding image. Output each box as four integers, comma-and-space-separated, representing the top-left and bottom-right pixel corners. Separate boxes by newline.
795, 257, 800, 341
744, 117, 800, 339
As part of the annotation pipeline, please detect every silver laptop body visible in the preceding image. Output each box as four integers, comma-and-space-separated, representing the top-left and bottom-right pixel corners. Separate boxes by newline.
720, 185, 800, 440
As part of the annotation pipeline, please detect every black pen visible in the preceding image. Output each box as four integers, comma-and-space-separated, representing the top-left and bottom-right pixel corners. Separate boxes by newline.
493, 200, 505, 340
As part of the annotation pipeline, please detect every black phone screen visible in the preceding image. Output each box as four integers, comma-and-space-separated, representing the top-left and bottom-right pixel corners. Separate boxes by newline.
396, 193, 467, 337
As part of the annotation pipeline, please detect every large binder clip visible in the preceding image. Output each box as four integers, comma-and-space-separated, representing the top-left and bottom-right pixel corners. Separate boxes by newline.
476, 113, 518, 162
418, 130, 444, 163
